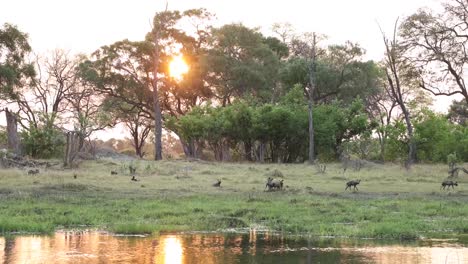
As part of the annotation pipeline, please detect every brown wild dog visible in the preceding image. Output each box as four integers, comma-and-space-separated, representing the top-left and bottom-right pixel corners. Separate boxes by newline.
345, 179, 361, 191
265, 177, 284, 191
441, 180, 458, 190
28, 169, 39, 175
212, 179, 221, 187
111, 171, 118, 175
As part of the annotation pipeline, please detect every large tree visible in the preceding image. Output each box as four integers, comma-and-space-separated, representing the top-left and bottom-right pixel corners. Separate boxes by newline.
81, 9, 214, 160
0, 23, 34, 155
280, 38, 381, 161
12, 50, 80, 130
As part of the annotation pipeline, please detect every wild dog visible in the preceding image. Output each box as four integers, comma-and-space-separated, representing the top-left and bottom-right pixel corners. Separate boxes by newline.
441, 180, 458, 190
28, 169, 39, 175
265, 177, 284, 191
345, 179, 361, 191
111, 171, 118, 175
212, 179, 221, 187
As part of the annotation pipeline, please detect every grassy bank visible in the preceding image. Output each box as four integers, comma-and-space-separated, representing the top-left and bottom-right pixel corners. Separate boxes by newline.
0, 159, 467, 240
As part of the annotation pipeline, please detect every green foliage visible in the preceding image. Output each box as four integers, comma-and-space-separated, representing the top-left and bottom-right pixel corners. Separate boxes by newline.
384, 121, 408, 161
21, 116, 65, 158
206, 23, 282, 101
169, 94, 374, 162
447, 153, 458, 168
280, 43, 382, 104
448, 99, 468, 126
0, 23, 35, 98
263, 36, 289, 58
414, 110, 468, 162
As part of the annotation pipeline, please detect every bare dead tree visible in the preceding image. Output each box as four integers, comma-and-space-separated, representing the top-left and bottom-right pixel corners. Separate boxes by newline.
380, 19, 418, 167
66, 78, 109, 151
12, 50, 78, 130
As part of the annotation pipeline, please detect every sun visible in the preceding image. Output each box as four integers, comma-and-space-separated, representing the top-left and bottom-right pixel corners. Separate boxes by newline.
169, 55, 189, 80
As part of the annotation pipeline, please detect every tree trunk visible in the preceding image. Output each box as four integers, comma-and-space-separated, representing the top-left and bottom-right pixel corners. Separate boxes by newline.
5, 109, 20, 156
244, 141, 253, 161
63, 132, 79, 167
152, 30, 163, 161
180, 139, 192, 158
153, 98, 163, 160
221, 140, 231, 162
379, 134, 386, 163
401, 105, 416, 165
213, 143, 222, 161
259, 142, 266, 163
307, 33, 317, 165
135, 144, 143, 158
180, 138, 200, 159
189, 140, 197, 159
64, 132, 70, 167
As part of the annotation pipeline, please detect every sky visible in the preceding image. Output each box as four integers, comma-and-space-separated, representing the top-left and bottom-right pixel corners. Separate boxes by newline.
1, 0, 440, 59
0, 0, 459, 139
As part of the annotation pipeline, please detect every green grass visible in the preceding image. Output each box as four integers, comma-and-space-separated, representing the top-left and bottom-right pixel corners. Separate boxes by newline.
0, 159, 467, 240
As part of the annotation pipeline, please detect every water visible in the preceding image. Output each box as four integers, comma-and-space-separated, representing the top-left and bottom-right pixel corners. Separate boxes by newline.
1, 231, 468, 263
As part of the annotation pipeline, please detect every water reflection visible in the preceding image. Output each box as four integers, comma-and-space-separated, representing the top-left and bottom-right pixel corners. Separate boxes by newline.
160, 236, 183, 264
0, 231, 467, 263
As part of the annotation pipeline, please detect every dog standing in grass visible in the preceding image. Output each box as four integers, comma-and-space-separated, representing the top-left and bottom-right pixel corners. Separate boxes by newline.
345, 179, 361, 191
441, 180, 458, 190
28, 169, 39, 175
265, 177, 283, 191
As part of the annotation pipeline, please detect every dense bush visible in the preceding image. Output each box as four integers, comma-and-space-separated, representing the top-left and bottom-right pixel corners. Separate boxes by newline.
21, 122, 65, 159
168, 86, 374, 162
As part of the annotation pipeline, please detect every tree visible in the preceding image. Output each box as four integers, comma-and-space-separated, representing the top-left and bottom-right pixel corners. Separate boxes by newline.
103, 98, 152, 158
381, 20, 418, 167
366, 80, 398, 162
0, 23, 35, 99
307, 33, 318, 164
280, 36, 380, 162
414, 109, 468, 162
9, 50, 79, 131
0, 23, 34, 156
448, 99, 468, 126
81, 9, 215, 160
67, 77, 109, 151
401, 1, 468, 104
205, 23, 282, 104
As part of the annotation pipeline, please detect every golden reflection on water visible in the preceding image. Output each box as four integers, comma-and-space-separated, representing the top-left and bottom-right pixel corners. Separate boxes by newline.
0, 237, 4, 264
358, 245, 468, 264
0, 231, 468, 263
157, 236, 183, 264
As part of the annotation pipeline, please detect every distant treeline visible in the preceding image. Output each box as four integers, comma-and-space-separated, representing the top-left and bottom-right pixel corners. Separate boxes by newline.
168, 86, 468, 163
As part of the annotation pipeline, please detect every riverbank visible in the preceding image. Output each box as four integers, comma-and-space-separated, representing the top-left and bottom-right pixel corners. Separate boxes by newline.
0, 160, 467, 240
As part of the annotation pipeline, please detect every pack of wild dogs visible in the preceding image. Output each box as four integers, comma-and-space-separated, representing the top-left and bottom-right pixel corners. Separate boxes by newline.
24, 165, 462, 192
